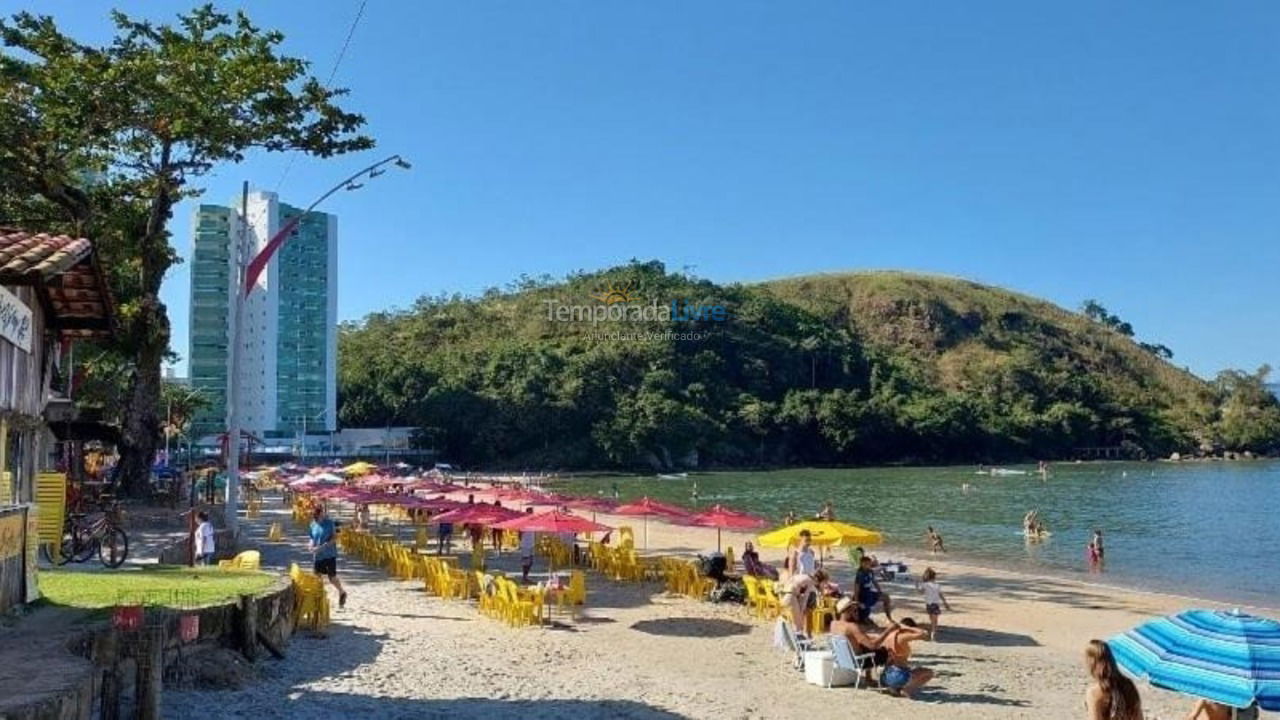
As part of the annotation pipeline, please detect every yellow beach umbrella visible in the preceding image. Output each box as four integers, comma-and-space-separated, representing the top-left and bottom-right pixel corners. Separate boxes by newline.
342, 461, 377, 477
757, 520, 883, 549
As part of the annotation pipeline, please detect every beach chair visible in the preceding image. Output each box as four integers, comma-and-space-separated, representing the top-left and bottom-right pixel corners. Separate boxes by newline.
826, 634, 876, 690
567, 570, 587, 606
773, 618, 815, 670
742, 576, 765, 618
809, 596, 836, 636
218, 550, 261, 570
475, 571, 498, 617
289, 562, 330, 631
759, 581, 783, 619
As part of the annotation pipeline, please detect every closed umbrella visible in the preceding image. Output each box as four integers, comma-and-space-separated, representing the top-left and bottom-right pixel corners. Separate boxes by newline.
757, 520, 883, 549
1109, 609, 1280, 711
689, 504, 768, 550
613, 497, 691, 549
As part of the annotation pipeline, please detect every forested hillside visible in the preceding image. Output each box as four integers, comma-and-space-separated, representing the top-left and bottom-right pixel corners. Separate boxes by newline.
338, 262, 1280, 469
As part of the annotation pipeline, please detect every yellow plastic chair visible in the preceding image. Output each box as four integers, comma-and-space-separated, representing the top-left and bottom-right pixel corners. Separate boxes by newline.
496, 579, 533, 626
289, 562, 330, 631
742, 576, 765, 618
218, 550, 261, 570
759, 581, 783, 620
475, 571, 496, 617
809, 596, 836, 636
266, 522, 284, 542
567, 570, 587, 606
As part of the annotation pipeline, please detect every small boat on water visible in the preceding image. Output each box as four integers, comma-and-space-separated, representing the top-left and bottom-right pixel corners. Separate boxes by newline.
977, 468, 1028, 476
657, 472, 689, 479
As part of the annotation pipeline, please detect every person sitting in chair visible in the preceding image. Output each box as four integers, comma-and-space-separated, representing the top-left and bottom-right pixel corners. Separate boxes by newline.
830, 596, 893, 686
741, 541, 778, 579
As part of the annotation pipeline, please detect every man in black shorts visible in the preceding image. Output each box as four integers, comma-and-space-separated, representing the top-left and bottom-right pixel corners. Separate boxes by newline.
309, 506, 347, 608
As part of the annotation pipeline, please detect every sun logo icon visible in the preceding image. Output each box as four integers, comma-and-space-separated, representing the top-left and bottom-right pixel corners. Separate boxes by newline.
591, 281, 639, 305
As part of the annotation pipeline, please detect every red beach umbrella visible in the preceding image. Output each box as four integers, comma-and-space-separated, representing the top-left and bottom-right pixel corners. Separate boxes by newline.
491, 508, 611, 534
564, 497, 619, 521
613, 496, 692, 549
565, 497, 618, 513
688, 504, 768, 550
430, 504, 522, 526
492, 509, 612, 578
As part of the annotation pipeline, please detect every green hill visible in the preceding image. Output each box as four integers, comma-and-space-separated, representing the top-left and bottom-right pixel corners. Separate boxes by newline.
337, 262, 1277, 469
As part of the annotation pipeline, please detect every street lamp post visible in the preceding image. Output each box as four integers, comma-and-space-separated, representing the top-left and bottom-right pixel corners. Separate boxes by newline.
224, 154, 410, 528
300, 408, 325, 459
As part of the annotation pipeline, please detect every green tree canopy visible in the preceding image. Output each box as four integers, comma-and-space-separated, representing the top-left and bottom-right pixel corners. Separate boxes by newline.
0, 5, 373, 493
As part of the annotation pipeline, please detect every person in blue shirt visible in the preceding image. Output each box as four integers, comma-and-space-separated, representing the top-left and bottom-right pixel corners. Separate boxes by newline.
309, 505, 348, 608
854, 555, 893, 623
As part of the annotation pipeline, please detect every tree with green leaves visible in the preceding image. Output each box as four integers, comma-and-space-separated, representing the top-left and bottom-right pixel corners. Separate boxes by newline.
0, 6, 372, 494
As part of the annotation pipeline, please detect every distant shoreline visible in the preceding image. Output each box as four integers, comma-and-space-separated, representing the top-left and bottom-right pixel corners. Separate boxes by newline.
514, 455, 1280, 481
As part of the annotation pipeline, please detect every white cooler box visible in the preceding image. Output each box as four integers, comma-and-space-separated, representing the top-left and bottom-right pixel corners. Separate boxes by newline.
803, 650, 858, 687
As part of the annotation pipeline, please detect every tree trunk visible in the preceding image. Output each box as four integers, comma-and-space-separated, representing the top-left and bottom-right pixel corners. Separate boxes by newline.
117, 165, 177, 498
116, 296, 169, 497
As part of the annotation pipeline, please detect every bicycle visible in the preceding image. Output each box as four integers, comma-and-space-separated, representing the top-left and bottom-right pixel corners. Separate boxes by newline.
56, 503, 129, 568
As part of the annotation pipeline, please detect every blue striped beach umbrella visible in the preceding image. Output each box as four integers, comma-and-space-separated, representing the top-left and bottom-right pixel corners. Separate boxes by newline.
1108, 609, 1280, 711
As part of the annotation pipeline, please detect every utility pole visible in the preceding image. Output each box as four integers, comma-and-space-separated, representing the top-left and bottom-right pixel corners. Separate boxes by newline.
225, 181, 249, 531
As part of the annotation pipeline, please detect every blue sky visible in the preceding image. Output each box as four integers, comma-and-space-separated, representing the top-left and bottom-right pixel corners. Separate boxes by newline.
42, 1, 1280, 379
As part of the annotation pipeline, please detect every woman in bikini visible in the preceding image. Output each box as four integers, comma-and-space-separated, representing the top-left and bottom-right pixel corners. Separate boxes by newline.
878, 617, 933, 698
1083, 639, 1142, 720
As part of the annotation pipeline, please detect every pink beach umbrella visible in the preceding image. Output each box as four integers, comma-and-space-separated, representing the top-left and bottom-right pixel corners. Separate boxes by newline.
492, 509, 612, 576
613, 497, 692, 549
564, 496, 619, 522
688, 504, 768, 551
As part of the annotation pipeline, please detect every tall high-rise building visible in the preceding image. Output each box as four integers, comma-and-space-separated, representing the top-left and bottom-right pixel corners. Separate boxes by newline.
189, 190, 337, 439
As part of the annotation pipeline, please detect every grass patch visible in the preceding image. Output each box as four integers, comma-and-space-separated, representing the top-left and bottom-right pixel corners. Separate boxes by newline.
39, 566, 276, 609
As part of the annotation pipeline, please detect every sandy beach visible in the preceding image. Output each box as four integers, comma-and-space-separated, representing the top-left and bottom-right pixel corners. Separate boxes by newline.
165, 502, 1274, 720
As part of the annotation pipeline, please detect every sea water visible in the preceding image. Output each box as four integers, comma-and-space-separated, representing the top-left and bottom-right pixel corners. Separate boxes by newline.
562, 461, 1280, 608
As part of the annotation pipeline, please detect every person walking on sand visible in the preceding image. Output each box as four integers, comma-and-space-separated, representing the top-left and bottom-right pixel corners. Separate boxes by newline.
1083, 639, 1142, 720
309, 506, 348, 608
519, 508, 536, 583
917, 568, 953, 639
193, 510, 215, 565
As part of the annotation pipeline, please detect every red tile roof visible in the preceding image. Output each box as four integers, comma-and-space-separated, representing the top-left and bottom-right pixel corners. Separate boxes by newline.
0, 228, 115, 338
0, 229, 93, 281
